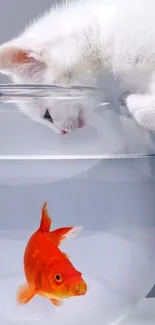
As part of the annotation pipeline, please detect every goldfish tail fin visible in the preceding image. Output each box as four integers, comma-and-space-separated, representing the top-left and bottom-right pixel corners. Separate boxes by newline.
16, 283, 36, 305
39, 202, 51, 232
49, 226, 83, 246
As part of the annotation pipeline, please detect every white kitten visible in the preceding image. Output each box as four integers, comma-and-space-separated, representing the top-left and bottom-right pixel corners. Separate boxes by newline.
1, 0, 155, 133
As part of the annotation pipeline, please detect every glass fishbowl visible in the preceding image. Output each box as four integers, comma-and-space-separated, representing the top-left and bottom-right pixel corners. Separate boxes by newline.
0, 85, 155, 325
1, 84, 155, 157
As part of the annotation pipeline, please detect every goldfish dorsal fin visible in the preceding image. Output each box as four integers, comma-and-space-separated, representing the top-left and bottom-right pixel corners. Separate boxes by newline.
48, 226, 83, 246
39, 202, 51, 232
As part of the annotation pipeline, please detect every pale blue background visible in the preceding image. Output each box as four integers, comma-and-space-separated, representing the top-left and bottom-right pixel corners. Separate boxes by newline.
0, 0, 154, 297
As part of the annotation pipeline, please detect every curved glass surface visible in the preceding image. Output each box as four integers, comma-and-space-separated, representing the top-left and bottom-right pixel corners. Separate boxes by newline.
0, 157, 155, 325
0, 84, 155, 157
0, 84, 155, 325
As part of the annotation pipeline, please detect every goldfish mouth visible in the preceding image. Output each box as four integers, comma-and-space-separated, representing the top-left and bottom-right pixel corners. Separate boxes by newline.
50, 282, 87, 300
71, 282, 87, 296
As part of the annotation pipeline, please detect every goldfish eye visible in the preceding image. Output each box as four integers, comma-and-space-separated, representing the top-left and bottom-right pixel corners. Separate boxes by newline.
54, 274, 63, 283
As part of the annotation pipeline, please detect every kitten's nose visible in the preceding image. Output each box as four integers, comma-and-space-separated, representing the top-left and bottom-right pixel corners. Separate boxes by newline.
61, 129, 68, 135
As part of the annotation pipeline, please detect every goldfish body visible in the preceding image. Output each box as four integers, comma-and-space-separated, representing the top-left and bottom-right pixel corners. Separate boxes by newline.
16, 202, 87, 307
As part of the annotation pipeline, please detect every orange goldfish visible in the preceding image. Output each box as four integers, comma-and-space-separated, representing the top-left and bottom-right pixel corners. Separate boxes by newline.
16, 202, 87, 307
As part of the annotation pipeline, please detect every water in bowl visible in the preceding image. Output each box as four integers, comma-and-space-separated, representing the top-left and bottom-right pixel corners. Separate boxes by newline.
0, 157, 155, 325
0, 228, 155, 325
0, 84, 155, 156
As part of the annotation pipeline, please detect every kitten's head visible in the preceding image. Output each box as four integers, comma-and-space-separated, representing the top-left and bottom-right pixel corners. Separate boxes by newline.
0, 39, 86, 134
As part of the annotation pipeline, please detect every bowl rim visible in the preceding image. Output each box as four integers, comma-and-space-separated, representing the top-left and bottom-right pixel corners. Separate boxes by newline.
0, 83, 105, 100
0, 83, 104, 91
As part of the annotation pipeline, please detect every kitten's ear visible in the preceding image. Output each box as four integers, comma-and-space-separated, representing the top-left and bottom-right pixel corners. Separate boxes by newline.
0, 43, 46, 81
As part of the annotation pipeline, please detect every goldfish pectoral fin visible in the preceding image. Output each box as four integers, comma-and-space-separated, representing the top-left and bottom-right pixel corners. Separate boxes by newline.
39, 202, 51, 232
50, 298, 63, 306
16, 283, 36, 305
49, 226, 83, 246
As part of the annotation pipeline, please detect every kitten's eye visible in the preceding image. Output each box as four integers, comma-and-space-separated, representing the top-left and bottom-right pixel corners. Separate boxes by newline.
44, 109, 53, 123
54, 274, 63, 283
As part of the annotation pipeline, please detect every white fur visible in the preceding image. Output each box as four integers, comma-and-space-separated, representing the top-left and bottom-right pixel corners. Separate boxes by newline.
1, 0, 155, 132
